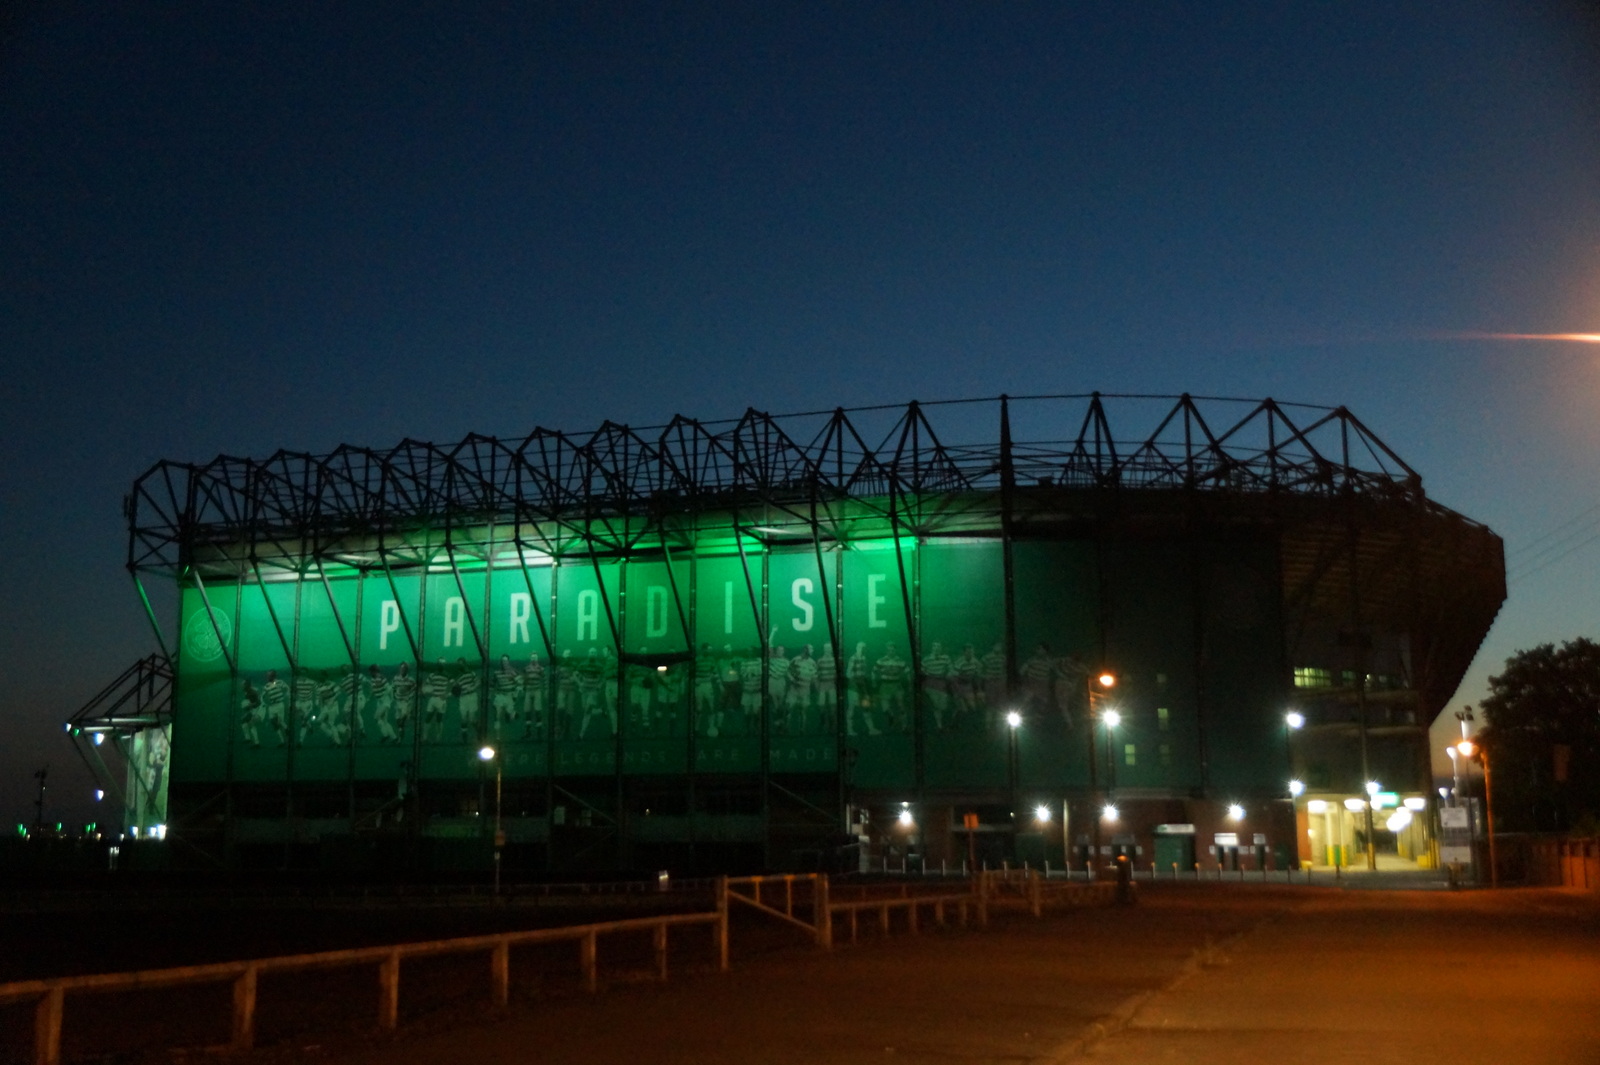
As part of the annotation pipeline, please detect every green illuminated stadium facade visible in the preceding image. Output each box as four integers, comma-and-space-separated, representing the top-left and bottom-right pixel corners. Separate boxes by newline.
104, 396, 1505, 874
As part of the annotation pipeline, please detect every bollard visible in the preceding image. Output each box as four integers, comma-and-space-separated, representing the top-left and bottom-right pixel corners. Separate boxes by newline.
1115, 855, 1133, 905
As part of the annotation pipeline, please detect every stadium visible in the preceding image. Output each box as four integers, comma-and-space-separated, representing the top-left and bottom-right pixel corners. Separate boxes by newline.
77, 395, 1506, 877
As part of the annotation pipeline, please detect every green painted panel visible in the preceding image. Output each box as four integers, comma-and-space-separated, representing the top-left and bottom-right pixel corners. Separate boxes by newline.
696, 736, 761, 773
691, 556, 761, 771
1101, 539, 1201, 792
552, 562, 621, 770
621, 557, 691, 774
171, 586, 235, 784
767, 551, 833, 744
554, 740, 617, 776
623, 558, 690, 655
1196, 536, 1289, 794
419, 571, 487, 750
921, 542, 1006, 787
1013, 541, 1100, 788
841, 545, 913, 787
234, 581, 294, 780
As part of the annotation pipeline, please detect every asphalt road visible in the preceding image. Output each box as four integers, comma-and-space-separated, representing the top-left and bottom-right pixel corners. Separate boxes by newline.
312, 883, 1600, 1065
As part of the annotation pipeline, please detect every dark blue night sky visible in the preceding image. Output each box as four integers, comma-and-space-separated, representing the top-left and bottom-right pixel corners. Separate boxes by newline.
3, 2, 1598, 826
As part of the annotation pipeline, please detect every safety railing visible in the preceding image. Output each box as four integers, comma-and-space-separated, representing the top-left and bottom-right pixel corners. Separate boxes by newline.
1, 906, 726, 1065
1, 871, 1127, 1065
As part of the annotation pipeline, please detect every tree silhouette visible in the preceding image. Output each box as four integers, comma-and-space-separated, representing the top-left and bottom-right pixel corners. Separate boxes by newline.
1479, 639, 1600, 834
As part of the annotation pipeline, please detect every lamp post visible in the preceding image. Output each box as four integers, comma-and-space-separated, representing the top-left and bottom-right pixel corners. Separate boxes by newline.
1446, 746, 1460, 804
478, 745, 503, 895
1102, 709, 1121, 794
1005, 710, 1022, 844
1085, 672, 1115, 873
1457, 738, 1497, 888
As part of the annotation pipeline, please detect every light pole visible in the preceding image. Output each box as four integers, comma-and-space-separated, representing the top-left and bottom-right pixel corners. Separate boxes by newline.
1457, 738, 1497, 888
1102, 709, 1121, 795
478, 745, 503, 895
1446, 746, 1460, 803
1086, 672, 1115, 873
1005, 710, 1022, 852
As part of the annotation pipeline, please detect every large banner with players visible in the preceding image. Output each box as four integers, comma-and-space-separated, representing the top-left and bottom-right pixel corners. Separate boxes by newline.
169, 538, 1113, 793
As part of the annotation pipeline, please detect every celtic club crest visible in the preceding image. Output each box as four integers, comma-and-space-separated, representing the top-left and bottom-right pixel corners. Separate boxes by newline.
183, 606, 232, 664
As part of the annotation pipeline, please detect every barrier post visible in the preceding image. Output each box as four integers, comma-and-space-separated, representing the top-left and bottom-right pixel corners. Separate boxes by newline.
378, 950, 400, 1032
580, 930, 598, 993
1029, 870, 1043, 917
653, 924, 669, 981
714, 877, 730, 972
815, 874, 833, 950
34, 987, 63, 1065
491, 940, 510, 1007
231, 965, 258, 1050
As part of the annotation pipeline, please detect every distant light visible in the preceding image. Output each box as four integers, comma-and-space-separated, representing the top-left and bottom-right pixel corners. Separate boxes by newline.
1097, 673, 1116, 689
897, 809, 914, 826
1457, 740, 1476, 758
93, 733, 105, 747
1365, 781, 1381, 797
1005, 710, 1022, 729
94, 790, 104, 802
1285, 711, 1305, 730
1226, 804, 1245, 821
1034, 804, 1052, 823
1344, 798, 1367, 812
478, 746, 496, 762
1288, 780, 1305, 797
1103, 710, 1121, 729
63, 722, 72, 732
1386, 809, 1413, 832
150, 824, 166, 840
1403, 797, 1426, 811
1307, 800, 1327, 814
656, 665, 668, 673
1101, 804, 1119, 822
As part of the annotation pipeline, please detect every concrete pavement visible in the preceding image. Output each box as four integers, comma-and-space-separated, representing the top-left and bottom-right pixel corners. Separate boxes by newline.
315, 884, 1600, 1065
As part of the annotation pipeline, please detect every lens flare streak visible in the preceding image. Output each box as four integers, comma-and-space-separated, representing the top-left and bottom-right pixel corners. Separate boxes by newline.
1441, 332, 1600, 344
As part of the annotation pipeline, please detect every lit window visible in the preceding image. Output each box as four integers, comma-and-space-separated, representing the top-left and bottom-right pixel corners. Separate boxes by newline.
1293, 667, 1332, 689
1157, 706, 1170, 731
1124, 743, 1136, 766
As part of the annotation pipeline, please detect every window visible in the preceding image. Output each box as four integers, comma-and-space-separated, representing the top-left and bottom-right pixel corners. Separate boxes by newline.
1157, 706, 1170, 731
1124, 743, 1136, 767
1293, 667, 1333, 689
1159, 743, 1172, 767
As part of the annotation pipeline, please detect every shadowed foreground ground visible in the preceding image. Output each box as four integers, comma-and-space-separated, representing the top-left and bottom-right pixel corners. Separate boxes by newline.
321, 884, 1600, 1065
4, 883, 1597, 1064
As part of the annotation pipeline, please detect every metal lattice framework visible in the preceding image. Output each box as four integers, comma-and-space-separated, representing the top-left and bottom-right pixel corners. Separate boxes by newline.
127, 393, 1460, 577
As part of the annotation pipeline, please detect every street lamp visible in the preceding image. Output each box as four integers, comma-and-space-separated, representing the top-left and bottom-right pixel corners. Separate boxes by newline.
1101, 708, 1121, 799
1445, 746, 1461, 803
1457, 739, 1497, 888
1005, 710, 1022, 849
1086, 672, 1116, 874
478, 745, 503, 895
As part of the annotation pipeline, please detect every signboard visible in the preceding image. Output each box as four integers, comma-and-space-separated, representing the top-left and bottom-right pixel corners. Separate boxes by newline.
1214, 832, 1238, 846
1440, 807, 1469, 829
1154, 823, 1196, 835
